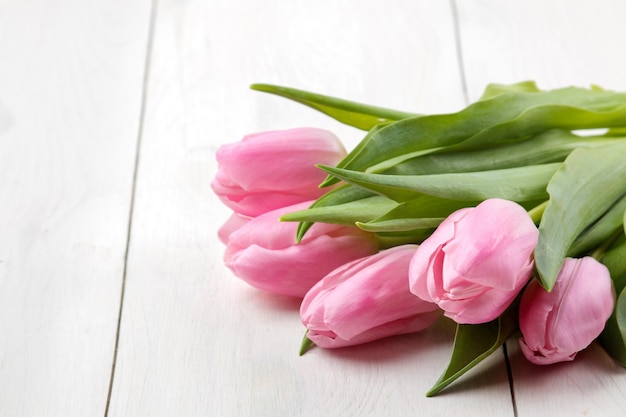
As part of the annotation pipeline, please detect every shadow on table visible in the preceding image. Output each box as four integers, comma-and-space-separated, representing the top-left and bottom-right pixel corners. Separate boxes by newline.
313, 317, 457, 364
506, 339, 626, 391
237, 284, 303, 312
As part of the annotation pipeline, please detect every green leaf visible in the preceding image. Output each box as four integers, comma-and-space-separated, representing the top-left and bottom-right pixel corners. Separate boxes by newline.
357, 217, 443, 233
478, 80, 541, 100
319, 163, 560, 203
250, 84, 416, 131
598, 306, 626, 367
534, 142, 626, 291
290, 185, 376, 241
335, 85, 626, 178
384, 130, 624, 176
602, 237, 626, 294
281, 194, 396, 227
356, 195, 477, 232
568, 193, 626, 257
299, 331, 315, 356
598, 236, 626, 368
600, 287, 626, 367
426, 304, 518, 397
319, 123, 400, 187
616, 289, 626, 353
598, 240, 626, 366
373, 194, 478, 218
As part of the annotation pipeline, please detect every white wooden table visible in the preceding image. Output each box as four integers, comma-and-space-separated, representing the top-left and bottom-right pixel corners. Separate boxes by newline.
2, 1, 626, 415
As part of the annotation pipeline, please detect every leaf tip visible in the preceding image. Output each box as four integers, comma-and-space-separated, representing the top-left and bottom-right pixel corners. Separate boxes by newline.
318, 166, 341, 187
299, 331, 315, 356
295, 221, 311, 243
249, 83, 272, 92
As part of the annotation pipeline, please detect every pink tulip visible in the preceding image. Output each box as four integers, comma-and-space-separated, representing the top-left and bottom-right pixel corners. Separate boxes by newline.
519, 257, 614, 365
409, 198, 538, 324
212, 128, 346, 217
223, 201, 379, 298
217, 212, 250, 245
301, 245, 442, 348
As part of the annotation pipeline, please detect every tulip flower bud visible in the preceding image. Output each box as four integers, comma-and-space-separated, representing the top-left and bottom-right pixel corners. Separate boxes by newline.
217, 212, 250, 245
301, 245, 442, 348
519, 257, 614, 365
212, 128, 346, 217
222, 201, 379, 298
409, 198, 538, 324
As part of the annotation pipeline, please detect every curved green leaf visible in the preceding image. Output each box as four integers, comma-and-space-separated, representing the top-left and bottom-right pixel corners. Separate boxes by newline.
333, 86, 626, 183
356, 196, 477, 232
426, 304, 518, 397
250, 84, 416, 130
615, 289, 626, 360
598, 239, 626, 366
291, 185, 376, 241
319, 163, 560, 203
602, 237, 626, 294
374, 194, 477, 218
299, 331, 315, 356
319, 123, 392, 187
384, 130, 623, 176
567, 193, 626, 257
478, 80, 541, 99
357, 217, 444, 233
599, 306, 626, 367
280, 194, 396, 227
535, 142, 626, 290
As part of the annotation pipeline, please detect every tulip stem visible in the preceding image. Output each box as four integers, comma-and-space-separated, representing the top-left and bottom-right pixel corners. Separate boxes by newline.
299, 331, 315, 356
527, 200, 548, 225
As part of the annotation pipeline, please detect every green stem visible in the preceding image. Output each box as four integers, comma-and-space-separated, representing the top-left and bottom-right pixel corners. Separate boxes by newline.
527, 200, 548, 225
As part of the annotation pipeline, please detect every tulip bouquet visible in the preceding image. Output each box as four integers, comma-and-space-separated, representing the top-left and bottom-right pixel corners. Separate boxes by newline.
212, 81, 626, 396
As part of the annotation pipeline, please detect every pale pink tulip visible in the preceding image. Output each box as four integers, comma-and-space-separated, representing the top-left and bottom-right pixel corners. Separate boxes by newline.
519, 257, 614, 365
223, 201, 379, 298
212, 128, 346, 217
301, 245, 442, 348
409, 198, 538, 324
217, 212, 250, 245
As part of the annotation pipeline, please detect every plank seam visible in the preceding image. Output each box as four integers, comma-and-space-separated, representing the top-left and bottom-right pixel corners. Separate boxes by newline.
450, 3, 517, 416
449, 0, 469, 104
503, 342, 519, 417
103, 0, 159, 415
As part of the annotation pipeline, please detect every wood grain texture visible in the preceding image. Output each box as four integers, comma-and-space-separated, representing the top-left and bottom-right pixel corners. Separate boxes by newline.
457, 1, 626, 415
0, 0, 152, 416
107, 1, 514, 416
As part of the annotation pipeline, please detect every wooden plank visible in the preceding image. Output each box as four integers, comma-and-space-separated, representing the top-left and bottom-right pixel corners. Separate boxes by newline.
0, 1, 152, 416
456, 0, 626, 100
107, 0, 515, 416
456, 1, 626, 416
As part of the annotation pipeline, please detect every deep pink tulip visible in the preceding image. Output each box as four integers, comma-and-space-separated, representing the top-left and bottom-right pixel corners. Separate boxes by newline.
212, 128, 346, 217
409, 198, 538, 324
519, 257, 614, 365
223, 201, 379, 298
301, 245, 442, 348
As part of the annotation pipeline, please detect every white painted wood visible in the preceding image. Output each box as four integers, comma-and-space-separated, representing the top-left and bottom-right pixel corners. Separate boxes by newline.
0, 0, 152, 416
506, 341, 626, 417
457, 1, 626, 415
107, 1, 515, 416
5, 0, 624, 415
456, 0, 626, 101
